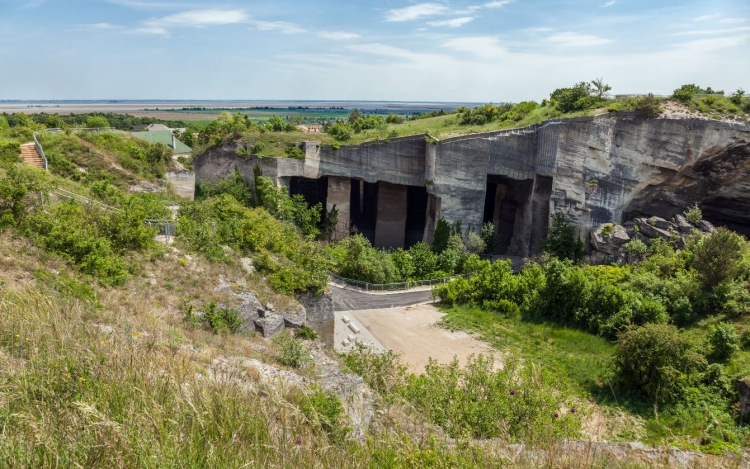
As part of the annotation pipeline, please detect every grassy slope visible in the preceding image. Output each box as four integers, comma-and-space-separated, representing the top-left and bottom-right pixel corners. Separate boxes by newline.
439, 303, 750, 448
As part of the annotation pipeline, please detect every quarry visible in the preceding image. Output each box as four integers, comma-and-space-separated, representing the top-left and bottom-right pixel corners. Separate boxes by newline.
194, 114, 750, 257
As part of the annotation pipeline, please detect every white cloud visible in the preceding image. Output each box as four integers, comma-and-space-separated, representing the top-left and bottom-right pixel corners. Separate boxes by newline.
673, 35, 749, 52
670, 26, 750, 36
249, 20, 305, 34
442, 36, 507, 58
719, 18, 748, 24
79, 22, 123, 30
384, 3, 449, 22
129, 8, 249, 35
694, 14, 720, 21
318, 31, 360, 40
427, 17, 474, 28
483, 1, 512, 8
545, 32, 613, 47
601, 1, 616, 7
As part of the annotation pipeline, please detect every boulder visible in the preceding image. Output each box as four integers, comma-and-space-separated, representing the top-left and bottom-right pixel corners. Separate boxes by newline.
283, 310, 306, 329
254, 314, 285, 338
610, 228, 630, 246
673, 214, 694, 234
237, 292, 264, 333
591, 231, 616, 255
637, 220, 672, 240
648, 216, 670, 230
675, 236, 687, 250
699, 220, 717, 233
634, 232, 653, 246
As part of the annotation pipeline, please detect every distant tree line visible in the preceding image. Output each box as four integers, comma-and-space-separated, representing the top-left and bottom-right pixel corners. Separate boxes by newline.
1, 112, 187, 131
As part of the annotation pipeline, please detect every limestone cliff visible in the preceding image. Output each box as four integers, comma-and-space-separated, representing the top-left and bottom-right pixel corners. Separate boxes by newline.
194, 115, 750, 255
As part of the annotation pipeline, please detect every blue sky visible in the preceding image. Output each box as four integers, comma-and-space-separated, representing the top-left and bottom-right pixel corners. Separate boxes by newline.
1, 0, 748, 101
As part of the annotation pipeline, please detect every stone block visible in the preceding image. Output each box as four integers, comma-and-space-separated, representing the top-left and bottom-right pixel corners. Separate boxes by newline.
648, 216, 670, 230
673, 214, 694, 234
591, 231, 616, 255
282, 310, 306, 329
237, 292, 263, 333
637, 220, 672, 240
254, 314, 285, 338
700, 220, 717, 233
610, 228, 630, 246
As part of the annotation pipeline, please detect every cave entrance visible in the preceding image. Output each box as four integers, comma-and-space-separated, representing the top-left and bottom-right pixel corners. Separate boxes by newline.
482, 175, 534, 255
350, 179, 378, 245
289, 176, 328, 220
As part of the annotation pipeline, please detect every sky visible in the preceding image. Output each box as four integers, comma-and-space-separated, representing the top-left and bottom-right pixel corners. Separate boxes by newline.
0, 0, 749, 102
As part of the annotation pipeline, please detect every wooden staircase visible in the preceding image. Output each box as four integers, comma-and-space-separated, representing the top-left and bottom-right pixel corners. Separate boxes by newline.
20, 143, 45, 169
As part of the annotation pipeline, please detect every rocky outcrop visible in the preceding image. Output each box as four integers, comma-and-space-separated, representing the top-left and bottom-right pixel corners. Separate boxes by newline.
298, 292, 335, 347
589, 214, 714, 264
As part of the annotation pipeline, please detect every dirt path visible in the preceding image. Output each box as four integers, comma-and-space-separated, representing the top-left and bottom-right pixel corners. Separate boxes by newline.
343, 304, 497, 373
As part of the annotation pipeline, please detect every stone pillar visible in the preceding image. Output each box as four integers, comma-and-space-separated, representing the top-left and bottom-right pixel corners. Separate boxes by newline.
374, 181, 407, 249
298, 292, 334, 348
327, 176, 351, 240
423, 194, 441, 245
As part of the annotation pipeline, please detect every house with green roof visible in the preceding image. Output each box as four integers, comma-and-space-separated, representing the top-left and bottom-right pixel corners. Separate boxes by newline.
133, 130, 192, 157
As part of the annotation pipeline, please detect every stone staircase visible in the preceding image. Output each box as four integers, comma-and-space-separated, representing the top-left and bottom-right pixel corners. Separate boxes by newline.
20, 143, 45, 169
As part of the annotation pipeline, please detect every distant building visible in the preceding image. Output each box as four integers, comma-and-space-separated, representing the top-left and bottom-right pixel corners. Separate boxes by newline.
133, 130, 192, 157
295, 124, 323, 133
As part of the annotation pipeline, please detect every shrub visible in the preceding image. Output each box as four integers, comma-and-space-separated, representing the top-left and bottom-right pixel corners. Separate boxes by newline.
633, 93, 662, 118
432, 218, 451, 254
708, 322, 740, 360
409, 242, 438, 279
615, 324, 706, 403
730, 88, 745, 105
273, 332, 312, 369
623, 238, 648, 257
202, 301, 242, 334
295, 324, 318, 340
480, 222, 500, 255
326, 123, 352, 141
684, 203, 702, 226
464, 232, 486, 255
542, 213, 584, 262
284, 145, 305, 159
300, 385, 347, 442
86, 116, 110, 128
343, 343, 408, 400
385, 113, 404, 124
402, 354, 580, 442
692, 227, 746, 289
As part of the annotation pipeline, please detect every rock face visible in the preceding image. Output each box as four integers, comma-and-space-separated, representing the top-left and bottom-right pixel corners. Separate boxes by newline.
194, 116, 750, 254
254, 314, 285, 338
739, 379, 750, 423
298, 292, 335, 347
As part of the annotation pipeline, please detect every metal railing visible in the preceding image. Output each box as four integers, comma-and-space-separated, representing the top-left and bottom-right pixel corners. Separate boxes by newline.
329, 272, 452, 292
47, 189, 123, 213
32, 133, 48, 171
145, 219, 176, 242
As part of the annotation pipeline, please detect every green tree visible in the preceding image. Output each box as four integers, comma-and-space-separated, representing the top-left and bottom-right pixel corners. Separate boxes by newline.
615, 324, 706, 403
731, 88, 745, 105
265, 115, 287, 132
385, 114, 404, 124
347, 109, 362, 124
432, 218, 451, 254
542, 213, 584, 262
633, 93, 662, 119
550, 82, 598, 113
86, 116, 110, 128
692, 227, 746, 289
481, 222, 500, 255
409, 242, 438, 279
708, 322, 740, 360
326, 123, 352, 141
590, 78, 612, 99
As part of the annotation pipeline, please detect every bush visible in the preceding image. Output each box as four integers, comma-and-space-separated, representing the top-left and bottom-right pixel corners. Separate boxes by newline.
202, 301, 242, 334
300, 385, 347, 442
684, 203, 702, 226
633, 93, 662, 118
273, 332, 312, 369
481, 222, 500, 255
402, 354, 580, 442
385, 114, 404, 124
708, 322, 740, 360
85, 116, 110, 128
295, 324, 318, 340
326, 123, 352, 141
284, 145, 305, 159
542, 213, 584, 262
623, 238, 648, 257
409, 242, 438, 279
692, 227, 746, 289
615, 324, 706, 403
432, 218, 451, 254
343, 343, 408, 400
